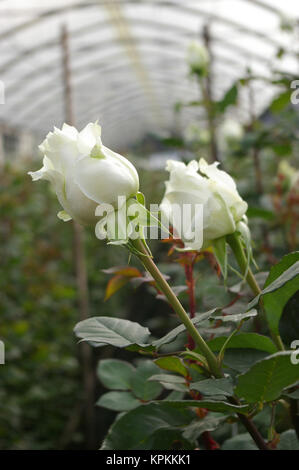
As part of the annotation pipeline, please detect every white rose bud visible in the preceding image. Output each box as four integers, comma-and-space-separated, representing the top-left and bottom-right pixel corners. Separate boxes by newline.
160, 158, 248, 250
28, 122, 139, 226
187, 40, 209, 76
219, 119, 243, 144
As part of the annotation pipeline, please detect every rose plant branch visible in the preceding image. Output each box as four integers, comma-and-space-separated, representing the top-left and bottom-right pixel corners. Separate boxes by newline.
131, 238, 222, 379
181, 250, 219, 449
227, 233, 285, 351
131, 238, 270, 451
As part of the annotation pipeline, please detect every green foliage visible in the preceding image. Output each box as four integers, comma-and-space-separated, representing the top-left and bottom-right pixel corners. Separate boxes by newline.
222, 433, 257, 450
74, 309, 218, 352
0, 168, 83, 449
248, 254, 299, 310
74, 316, 152, 349
277, 430, 299, 450
279, 290, 299, 344
96, 391, 141, 411
152, 400, 250, 414
0, 166, 131, 449
190, 378, 234, 397
234, 352, 299, 403
100, 402, 195, 450
130, 361, 163, 400
263, 253, 299, 336
182, 414, 227, 442
216, 83, 239, 114
208, 333, 277, 354
154, 356, 188, 377
270, 90, 292, 113
97, 359, 135, 390
97, 359, 162, 412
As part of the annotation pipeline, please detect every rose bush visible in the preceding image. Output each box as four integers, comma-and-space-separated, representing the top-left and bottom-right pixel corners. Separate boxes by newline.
29, 122, 139, 226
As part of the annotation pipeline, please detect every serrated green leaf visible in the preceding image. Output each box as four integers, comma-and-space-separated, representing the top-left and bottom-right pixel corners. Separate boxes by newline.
165, 391, 185, 401
207, 333, 277, 354
283, 388, 299, 399
279, 291, 299, 344
214, 309, 257, 323
222, 349, 269, 373
248, 255, 299, 316
235, 351, 299, 403
154, 356, 188, 377
74, 316, 151, 349
263, 253, 299, 335
75, 311, 220, 353
190, 378, 234, 397
160, 383, 188, 392
277, 430, 299, 450
270, 90, 292, 113
217, 83, 238, 113
152, 309, 217, 349
149, 374, 186, 384
96, 391, 141, 411
149, 374, 187, 392
130, 360, 163, 401
183, 414, 227, 442
100, 402, 195, 450
97, 359, 135, 390
155, 399, 250, 414
222, 433, 257, 450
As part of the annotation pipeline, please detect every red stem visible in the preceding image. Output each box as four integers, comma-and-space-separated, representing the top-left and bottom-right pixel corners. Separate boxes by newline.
184, 253, 196, 350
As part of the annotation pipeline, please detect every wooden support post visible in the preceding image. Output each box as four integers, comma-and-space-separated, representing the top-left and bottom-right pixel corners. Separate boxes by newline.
61, 24, 96, 450
247, 72, 276, 264
202, 24, 220, 163
247, 73, 264, 195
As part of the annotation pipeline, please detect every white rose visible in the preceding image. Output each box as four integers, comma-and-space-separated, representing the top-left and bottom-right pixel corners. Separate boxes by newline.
160, 158, 248, 250
187, 40, 209, 75
28, 122, 139, 226
219, 119, 243, 144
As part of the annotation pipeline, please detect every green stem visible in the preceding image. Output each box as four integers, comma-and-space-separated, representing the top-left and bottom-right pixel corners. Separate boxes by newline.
227, 233, 284, 351
131, 237, 269, 450
131, 238, 222, 378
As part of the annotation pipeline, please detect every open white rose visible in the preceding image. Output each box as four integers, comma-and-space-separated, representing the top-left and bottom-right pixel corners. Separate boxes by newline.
160, 158, 248, 250
28, 122, 139, 226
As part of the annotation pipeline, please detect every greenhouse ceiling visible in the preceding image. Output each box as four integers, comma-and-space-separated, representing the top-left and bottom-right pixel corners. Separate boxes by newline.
0, 0, 299, 149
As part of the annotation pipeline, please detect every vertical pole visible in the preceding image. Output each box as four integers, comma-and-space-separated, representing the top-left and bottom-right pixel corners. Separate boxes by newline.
247, 73, 264, 194
61, 25, 96, 449
202, 24, 220, 163
247, 73, 275, 265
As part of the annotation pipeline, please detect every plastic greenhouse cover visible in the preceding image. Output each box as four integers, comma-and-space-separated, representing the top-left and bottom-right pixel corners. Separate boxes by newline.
0, 0, 298, 148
